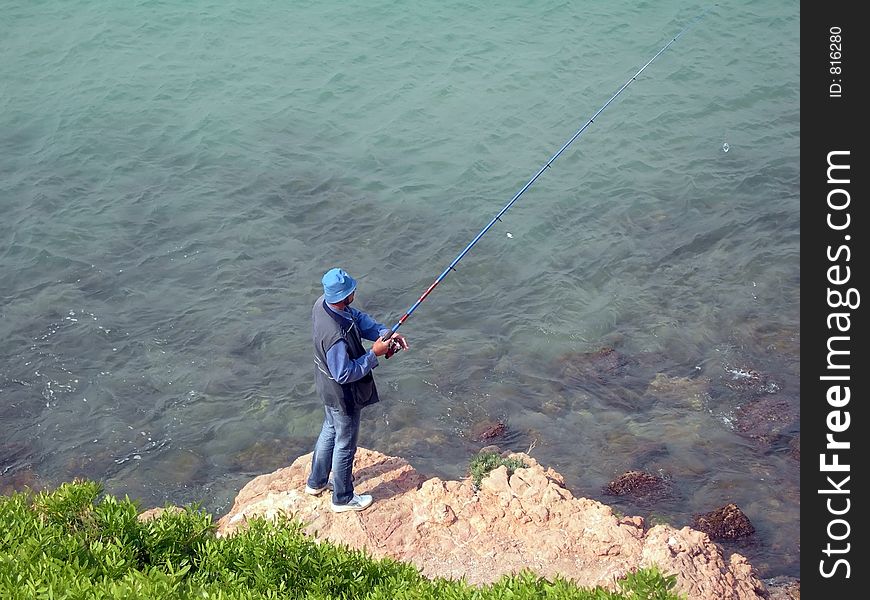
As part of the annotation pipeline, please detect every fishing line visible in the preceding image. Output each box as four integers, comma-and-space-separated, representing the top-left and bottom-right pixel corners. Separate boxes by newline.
382, 6, 715, 350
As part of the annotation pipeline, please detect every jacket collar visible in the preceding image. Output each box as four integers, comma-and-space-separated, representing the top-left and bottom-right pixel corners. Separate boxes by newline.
322, 298, 354, 331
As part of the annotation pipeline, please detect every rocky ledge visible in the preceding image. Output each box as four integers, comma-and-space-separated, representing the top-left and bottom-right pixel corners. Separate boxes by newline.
215, 447, 791, 600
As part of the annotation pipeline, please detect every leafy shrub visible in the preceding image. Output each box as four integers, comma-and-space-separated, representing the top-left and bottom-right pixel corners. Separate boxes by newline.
0, 481, 684, 599
468, 451, 529, 489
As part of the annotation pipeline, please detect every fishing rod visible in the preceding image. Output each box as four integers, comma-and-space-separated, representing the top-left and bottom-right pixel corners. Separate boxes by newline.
382, 7, 714, 356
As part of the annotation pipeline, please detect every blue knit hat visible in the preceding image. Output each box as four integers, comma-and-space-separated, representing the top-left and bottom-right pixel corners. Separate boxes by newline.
322, 268, 357, 303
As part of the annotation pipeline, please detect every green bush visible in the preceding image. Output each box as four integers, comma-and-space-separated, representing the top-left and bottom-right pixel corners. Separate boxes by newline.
0, 481, 683, 599
468, 451, 529, 489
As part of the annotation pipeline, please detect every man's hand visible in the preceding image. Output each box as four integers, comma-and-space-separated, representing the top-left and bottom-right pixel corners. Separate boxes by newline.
372, 337, 392, 357
374, 333, 409, 358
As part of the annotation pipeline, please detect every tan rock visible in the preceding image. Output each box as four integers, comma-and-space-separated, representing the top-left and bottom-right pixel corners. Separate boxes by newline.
215, 447, 770, 600
137, 506, 183, 522
479, 465, 511, 496
641, 526, 768, 600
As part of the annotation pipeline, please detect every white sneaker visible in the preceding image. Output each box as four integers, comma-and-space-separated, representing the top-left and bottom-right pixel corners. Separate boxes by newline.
330, 493, 373, 513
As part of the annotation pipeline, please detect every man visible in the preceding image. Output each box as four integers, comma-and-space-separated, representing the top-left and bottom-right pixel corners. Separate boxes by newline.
306, 267, 409, 512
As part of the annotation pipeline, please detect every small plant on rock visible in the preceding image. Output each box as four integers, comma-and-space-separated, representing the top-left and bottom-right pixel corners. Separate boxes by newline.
469, 451, 528, 489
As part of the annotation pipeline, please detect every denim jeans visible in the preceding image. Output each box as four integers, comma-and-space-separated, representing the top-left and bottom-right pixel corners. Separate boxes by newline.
307, 404, 361, 505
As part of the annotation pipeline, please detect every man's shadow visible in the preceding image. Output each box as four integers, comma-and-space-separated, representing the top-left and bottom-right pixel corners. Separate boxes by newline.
352, 455, 427, 503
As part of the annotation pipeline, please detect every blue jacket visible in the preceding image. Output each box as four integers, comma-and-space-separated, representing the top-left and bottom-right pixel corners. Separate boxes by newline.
311, 295, 387, 414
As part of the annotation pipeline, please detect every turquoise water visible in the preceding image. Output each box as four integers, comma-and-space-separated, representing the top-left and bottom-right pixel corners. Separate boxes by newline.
2, 0, 799, 578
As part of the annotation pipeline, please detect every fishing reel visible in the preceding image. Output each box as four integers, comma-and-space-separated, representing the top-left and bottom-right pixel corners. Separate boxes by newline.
381, 333, 404, 359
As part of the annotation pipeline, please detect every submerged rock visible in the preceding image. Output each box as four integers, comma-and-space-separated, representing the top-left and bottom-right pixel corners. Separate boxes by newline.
556, 347, 628, 385
602, 470, 672, 504
551, 346, 654, 412
646, 373, 711, 410
764, 576, 801, 600
0, 467, 42, 496
692, 503, 755, 541
721, 366, 779, 396
383, 426, 450, 459
471, 420, 507, 442
733, 396, 798, 446
624, 442, 670, 471
232, 437, 311, 474
0, 443, 42, 495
